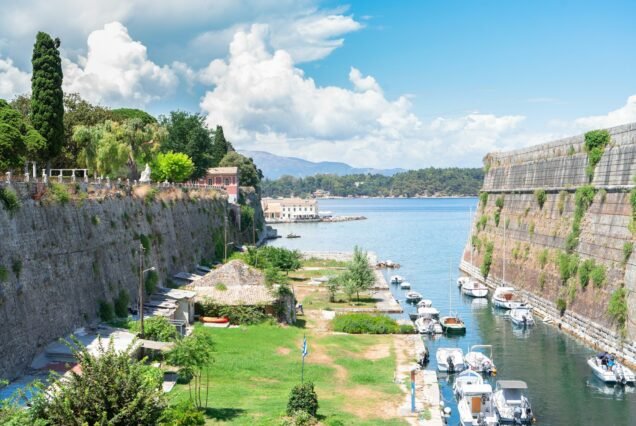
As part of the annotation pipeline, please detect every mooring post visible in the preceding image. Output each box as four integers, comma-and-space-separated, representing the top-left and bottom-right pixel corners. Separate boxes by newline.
410, 369, 416, 413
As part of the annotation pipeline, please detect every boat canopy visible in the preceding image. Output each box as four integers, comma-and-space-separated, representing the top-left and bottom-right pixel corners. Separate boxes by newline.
497, 380, 528, 389
462, 383, 493, 395
419, 307, 439, 314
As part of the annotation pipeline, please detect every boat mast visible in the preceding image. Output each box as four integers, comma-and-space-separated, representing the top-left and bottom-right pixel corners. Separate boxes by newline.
502, 211, 506, 287
449, 258, 452, 316
469, 207, 473, 266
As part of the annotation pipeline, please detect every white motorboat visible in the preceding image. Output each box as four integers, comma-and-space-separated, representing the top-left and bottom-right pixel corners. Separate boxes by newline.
405, 291, 422, 303
493, 380, 535, 424
588, 354, 635, 385
510, 306, 535, 327
457, 384, 498, 426
390, 275, 404, 284
492, 287, 525, 309
417, 299, 433, 308
414, 307, 443, 334
400, 281, 411, 290
461, 280, 489, 298
457, 276, 471, 288
453, 369, 484, 398
436, 348, 465, 373
464, 345, 497, 376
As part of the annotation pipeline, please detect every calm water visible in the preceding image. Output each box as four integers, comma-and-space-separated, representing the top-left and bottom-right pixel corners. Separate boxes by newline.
269, 198, 636, 426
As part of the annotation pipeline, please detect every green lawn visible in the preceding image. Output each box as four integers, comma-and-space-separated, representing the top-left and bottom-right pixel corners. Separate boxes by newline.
301, 258, 349, 268
168, 324, 406, 425
301, 290, 378, 311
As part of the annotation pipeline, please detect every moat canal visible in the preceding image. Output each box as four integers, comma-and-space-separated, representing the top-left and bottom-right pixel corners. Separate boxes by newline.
269, 198, 636, 426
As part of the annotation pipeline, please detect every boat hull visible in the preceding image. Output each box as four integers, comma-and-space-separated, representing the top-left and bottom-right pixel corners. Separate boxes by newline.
587, 358, 636, 384
492, 298, 525, 310
462, 287, 489, 298
440, 317, 466, 334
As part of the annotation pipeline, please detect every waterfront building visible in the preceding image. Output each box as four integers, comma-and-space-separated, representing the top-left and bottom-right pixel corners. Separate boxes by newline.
313, 189, 331, 198
262, 197, 319, 221
196, 166, 239, 203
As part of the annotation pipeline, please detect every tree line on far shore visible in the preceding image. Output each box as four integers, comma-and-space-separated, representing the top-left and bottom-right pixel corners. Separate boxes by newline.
262, 167, 484, 198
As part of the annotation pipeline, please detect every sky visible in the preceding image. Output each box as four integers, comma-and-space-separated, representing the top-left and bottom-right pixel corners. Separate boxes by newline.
1, 0, 635, 169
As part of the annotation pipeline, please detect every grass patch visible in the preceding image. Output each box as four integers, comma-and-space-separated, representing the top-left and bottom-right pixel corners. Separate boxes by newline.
50, 183, 70, 204
0, 187, 21, 214
302, 258, 348, 268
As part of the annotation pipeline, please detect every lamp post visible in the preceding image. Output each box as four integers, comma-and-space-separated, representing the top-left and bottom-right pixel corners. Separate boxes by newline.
138, 242, 155, 339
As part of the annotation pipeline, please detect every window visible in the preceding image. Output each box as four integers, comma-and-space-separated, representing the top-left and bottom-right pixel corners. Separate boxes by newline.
224, 178, 230, 185
215, 176, 222, 184
207, 179, 212, 185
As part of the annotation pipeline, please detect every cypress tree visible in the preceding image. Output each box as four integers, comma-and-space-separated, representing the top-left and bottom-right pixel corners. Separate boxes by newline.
211, 125, 229, 166
31, 32, 64, 166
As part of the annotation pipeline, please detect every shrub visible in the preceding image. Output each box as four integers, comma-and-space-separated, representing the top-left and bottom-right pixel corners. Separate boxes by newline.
50, 183, 70, 204
565, 185, 596, 253
495, 196, 504, 209
623, 242, 634, 265
0, 187, 21, 214
534, 189, 547, 209
287, 382, 319, 417
197, 299, 268, 325
538, 249, 549, 269
538, 272, 546, 290
145, 188, 159, 203
590, 264, 606, 287
479, 192, 488, 211
331, 313, 400, 334
11, 259, 22, 279
558, 190, 567, 215
556, 298, 567, 316
283, 410, 317, 426
584, 129, 610, 180
477, 215, 488, 231
145, 270, 159, 295
558, 252, 578, 284
139, 234, 151, 252
494, 210, 501, 227
481, 241, 494, 279
98, 300, 114, 322
608, 287, 628, 331
130, 316, 177, 341
399, 323, 416, 334
578, 259, 594, 288
91, 215, 100, 225
113, 289, 130, 318
159, 401, 205, 426
0, 266, 8, 282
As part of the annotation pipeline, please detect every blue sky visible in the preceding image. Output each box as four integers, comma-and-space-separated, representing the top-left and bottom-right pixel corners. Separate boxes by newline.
0, 0, 635, 168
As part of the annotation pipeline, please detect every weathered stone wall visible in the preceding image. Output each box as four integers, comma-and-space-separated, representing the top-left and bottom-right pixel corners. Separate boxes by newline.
0, 183, 261, 379
463, 122, 636, 361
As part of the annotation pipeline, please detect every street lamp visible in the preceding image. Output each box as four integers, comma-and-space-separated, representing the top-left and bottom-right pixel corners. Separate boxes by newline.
138, 242, 155, 339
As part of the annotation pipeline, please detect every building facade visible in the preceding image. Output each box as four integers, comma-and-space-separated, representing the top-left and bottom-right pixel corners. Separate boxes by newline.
262, 198, 319, 221
196, 167, 239, 203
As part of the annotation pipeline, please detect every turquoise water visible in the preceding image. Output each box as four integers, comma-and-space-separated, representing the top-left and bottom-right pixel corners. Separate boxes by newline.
269, 198, 636, 426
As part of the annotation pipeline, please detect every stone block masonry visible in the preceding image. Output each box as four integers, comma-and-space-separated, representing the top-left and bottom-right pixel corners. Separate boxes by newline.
0, 182, 261, 380
463, 122, 636, 364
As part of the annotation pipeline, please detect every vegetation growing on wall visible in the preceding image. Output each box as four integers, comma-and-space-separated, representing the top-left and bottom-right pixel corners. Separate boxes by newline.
608, 286, 628, 336
558, 190, 567, 215
0, 187, 20, 214
479, 192, 489, 211
534, 189, 547, 209
538, 249, 549, 269
556, 298, 567, 316
565, 185, 596, 253
477, 215, 488, 231
624, 242, 634, 266
558, 252, 579, 284
630, 188, 636, 235
481, 241, 494, 279
584, 129, 611, 182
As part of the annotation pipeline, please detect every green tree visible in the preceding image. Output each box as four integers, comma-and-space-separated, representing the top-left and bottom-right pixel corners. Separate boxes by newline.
219, 151, 263, 188
345, 246, 375, 301
0, 99, 46, 171
160, 111, 214, 178
152, 151, 195, 182
211, 125, 229, 166
166, 332, 214, 409
31, 338, 165, 425
31, 32, 64, 166
111, 108, 157, 124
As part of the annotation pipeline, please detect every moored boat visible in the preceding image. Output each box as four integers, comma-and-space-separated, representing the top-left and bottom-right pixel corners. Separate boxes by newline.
453, 369, 484, 398
464, 345, 497, 376
417, 299, 433, 308
286, 233, 301, 239
588, 354, 635, 385
493, 380, 535, 424
390, 275, 404, 284
457, 383, 498, 426
440, 315, 466, 334
510, 306, 535, 327
405, 291, 422, 303
414, 307, 443, 334
492, 286, 525, 309
400, 281, 411, 290
457, 276, 471, 288
461, 280, 489, 298
436, 347, 465, 373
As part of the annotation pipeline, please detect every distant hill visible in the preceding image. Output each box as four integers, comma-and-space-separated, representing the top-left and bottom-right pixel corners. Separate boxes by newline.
239, 150, 405, 179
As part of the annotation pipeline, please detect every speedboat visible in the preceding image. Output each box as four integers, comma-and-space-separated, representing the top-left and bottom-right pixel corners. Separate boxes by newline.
454, 369, 484, 398
458, 276, 471, 288
440, 315, 466, 334
417, 299, 433, 308
390, 275, 404, 284
400, 281, 411, 290
457, 384, 498, 426
436, 348, 465, 373
588, 354, 635, 385
461, 280, 489, 298
510, 306, 535, 327
414, 307, 443, 334
464, 345, 497, 376
492, 287, 525, 309
493, 380, 535, 424
286, 233, 300, 239
405, 291, 422, 303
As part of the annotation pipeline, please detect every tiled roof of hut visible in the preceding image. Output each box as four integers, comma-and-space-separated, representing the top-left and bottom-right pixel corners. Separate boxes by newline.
192, 260, 265, 287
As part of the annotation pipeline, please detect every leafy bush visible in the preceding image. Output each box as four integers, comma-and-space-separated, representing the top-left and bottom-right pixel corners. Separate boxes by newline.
98, 300, 114, 322
49, 183, 70, 204
534, 189, 547, 209
608, 287, 628, 331
584, 129, 610, 181
558, 252, 578, 284
399, 323, 416, 334
130, 316, 177, 341
495, 196, 504, 209
332, 313, 400, 334
145, 270, 159, 295
623, 242, 634, 265
479, 192, 488, 211
139, 233, 151, 252
481, 241, 494, 279
578, 259, 594, 288
152, 152, 195, 183
265, 267, 289, 286
494, 209, 501, 227
0, 266, 8, 282
590, 264, 606, 287
197, 299, 269, 325
160, 401, 205, 426
556, 298, 567, 316
287, 382, 319, 417
113, 289, 130, 318
283, 410, 317, 426
538, 249, 549, 269
477, 215, 488, 231
0, 187, 21, 214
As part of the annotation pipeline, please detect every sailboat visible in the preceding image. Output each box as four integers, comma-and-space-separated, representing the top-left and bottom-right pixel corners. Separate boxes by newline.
440, 260, 466, 334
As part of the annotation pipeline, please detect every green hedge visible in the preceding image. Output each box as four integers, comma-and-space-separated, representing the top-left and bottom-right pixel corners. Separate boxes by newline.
331, 313, 402, 334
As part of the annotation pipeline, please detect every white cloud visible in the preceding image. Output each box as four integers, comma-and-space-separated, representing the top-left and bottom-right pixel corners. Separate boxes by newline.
62, 22, 178, 106
573, 95, 636, 130
199, 25, 527, 168
0, 56, 30, 99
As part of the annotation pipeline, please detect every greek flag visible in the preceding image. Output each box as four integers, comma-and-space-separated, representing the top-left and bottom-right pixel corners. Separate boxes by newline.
302, 336, 308, 358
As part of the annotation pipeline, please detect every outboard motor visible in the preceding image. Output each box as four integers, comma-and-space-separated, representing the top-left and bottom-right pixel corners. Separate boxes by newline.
522, 315, 527, 327
477, 413, 487, 426
447, 356, 455, 373
513, 407, 523, 425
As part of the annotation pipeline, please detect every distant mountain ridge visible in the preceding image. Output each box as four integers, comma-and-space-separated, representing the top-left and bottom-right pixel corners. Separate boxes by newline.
239, 150, 405, 179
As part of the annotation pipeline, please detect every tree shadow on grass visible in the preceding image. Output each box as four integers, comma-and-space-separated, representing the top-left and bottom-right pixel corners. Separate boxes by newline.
204, 407, 245, 421
292, 319, 307, 329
